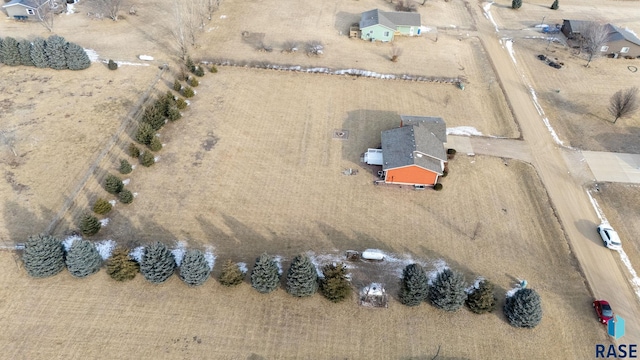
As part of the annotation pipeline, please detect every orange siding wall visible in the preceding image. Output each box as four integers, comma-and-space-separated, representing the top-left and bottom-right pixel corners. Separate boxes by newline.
385, 166, 438, 185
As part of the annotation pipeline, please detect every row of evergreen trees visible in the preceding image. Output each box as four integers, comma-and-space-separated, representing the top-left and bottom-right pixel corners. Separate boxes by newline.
21, 235, 352, 302
398, 263, 542, 328
0, 35, 90, 70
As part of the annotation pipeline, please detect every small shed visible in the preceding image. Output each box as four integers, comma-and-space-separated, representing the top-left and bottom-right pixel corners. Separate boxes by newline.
363, 148, 384, 166
360, 283, 389, 308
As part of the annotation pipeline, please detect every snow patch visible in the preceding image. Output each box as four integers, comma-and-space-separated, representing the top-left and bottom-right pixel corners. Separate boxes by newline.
95, 239, 116, 260
154, 156, 160, 162
204, 246, 216, 270
586, 190, 606, 223
527, 86, 567, 147
506, 285, 521, 298
465, 276, 485, 294
122, 179, 130, 185
63, 235, 82, 251
99, 218, 109, 227
171, 241, 187, 267
420, 26, 432, 33
138, 55, 154, 61
84, 49, 99, 62
130, 246, 144, 262
113, 61, 150, 67
427, 259, 449, 285
504, 39, 517, 64
108, 200, 116, 206
273, 256, 283, 275
307, 251, 354, 277
617, 249, 640, 300
133, 192, 139, 197
237, 262, 248, 274
65, 3, 75, 14
220, 15, 227, 19
446, 126, 483, 136
483, 2, 499, 33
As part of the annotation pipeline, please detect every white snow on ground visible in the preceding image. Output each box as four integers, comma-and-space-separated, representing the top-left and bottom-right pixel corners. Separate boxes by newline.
307, 251, 349, 277
504, 39, 517, 64
506, 284, 521, 297
427, 259, 449, 285
84, 49, 99, 62
237, 262, 248, 274
171, 241, 187, 267
154, 156, 160, 162
273, 256, 283, 275
65, 4, 74, 14
220, 15, 227, 19
133, 192, 138, 197
130, 246, 144, 262
381, 251, 431, 278
113, 61, 150, 67
99, 218, 109, 227
204, 246, 216, 270
616, 249, 640, 299
95, 239, 116, 260
63, 235, 82, 251
586, 191, 640, 299
108, 200, 116, 206
465, 276, 485, 294
483, 2, 499, 33
446, 126, 483, 136
420, 26, 433, 33
122, 179, 130, 185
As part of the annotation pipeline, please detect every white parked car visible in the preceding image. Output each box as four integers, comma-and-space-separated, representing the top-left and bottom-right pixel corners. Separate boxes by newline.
597, 223, 622, 250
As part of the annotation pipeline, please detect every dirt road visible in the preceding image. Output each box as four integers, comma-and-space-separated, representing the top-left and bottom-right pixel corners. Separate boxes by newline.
474, 3, 640, 345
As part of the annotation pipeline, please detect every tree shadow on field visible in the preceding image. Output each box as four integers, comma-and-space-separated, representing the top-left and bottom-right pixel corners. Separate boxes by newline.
316, 221, 393, 253
2, 201, 58, 245
334, 11, 361, 35
341, 110, 399, 164
595, 127, 640, 153
98, 209, 177, 249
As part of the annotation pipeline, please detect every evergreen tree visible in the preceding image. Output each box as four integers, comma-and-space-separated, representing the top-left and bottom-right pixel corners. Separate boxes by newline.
465, 278, 498, 314
219, 259, 245, 286
65, 239, 102, 277
108, 59, 118, 70
141, 104, 165, 131
398, 263, 428, 306
45, 35, 68, 70
148, 136, 162, 152
167, 106, 182, 121
80, 213, 101, 236
185, 56, 195, 72
92, 198, 112, 215
30, 37, 49, 68
179, 249, 211, 286
176, 98, 188, 110
18, 39, 34, 66
550, 0, 558, 9
104, 174, 124, 194
118, 189, 133, 204
65, 42, 91, 70
140, 151, 155, 167
119, 159, 132, 174
428, 268, 467, 311
319, 262, 351, 303
251, 253, 280, 293
140, 242, 176, 284
107, 247, 139, 281
135, 122, 155, 145
0, 38, 4, 64
504, 288, 543, 328
1, 37, 21, 66
22, 234, 65, 278
173, 79, 182, 92
128, 143, 141, 158
512, 0, 522, 9
286, 254, 318, 297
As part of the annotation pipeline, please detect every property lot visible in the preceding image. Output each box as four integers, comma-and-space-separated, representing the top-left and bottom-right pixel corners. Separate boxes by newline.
488, 0, 640, 152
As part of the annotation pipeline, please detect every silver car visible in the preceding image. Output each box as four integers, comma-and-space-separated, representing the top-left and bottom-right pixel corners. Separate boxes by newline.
597, 223, 622, 250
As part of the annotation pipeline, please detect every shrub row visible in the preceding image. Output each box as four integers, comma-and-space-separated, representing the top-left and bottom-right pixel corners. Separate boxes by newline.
399, 263, 542, 328
0, 35, 90, 70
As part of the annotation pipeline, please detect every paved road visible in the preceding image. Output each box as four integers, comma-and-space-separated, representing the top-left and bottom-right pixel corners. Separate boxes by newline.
472, 4, 640, 344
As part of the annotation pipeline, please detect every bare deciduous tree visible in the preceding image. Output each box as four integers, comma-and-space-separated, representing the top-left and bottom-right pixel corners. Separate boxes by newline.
609, 87, 639, 123
581, 22, 609, 67
390, 45, 403, 62
171, 0, 221, 58
89, 0, 124, 21
34, 0, 55, 32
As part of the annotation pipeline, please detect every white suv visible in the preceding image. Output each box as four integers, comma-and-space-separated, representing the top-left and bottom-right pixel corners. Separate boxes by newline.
597, 223, 622, 250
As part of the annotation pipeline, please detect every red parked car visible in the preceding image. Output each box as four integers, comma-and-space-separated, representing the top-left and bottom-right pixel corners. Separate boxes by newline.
593, 300, 614, 325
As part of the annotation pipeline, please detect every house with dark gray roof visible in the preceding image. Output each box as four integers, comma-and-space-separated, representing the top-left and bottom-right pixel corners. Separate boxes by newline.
359, 9, 422, 42
364, 116, 447, 187
561, 20, 640, 58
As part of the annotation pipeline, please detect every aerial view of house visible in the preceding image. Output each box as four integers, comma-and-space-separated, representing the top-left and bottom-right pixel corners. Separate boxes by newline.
1, 0, 640, 358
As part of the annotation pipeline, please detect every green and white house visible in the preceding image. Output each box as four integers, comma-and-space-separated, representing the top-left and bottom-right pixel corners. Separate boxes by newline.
359, 9, 422, 42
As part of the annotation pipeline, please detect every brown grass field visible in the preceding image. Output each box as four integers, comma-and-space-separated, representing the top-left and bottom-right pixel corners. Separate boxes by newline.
3, 0, 638, 357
